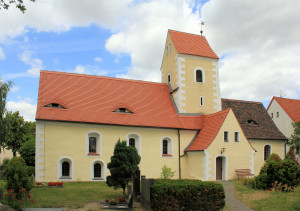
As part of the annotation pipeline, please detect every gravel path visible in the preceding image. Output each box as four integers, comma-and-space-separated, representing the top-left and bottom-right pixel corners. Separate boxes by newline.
218, 181, 255, 211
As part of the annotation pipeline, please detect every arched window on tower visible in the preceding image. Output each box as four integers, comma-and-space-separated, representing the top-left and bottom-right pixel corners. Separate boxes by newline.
196, 70, 203, 82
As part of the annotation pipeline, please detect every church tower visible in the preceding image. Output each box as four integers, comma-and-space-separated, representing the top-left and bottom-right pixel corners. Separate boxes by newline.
161, 30, 221, 115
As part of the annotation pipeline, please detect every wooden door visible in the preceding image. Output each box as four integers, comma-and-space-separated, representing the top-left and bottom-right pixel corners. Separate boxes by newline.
216, 157, 222, 180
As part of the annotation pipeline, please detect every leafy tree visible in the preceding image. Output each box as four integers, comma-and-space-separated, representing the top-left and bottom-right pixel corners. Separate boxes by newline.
0, 79, 13, 152
3, 156, 33, 198
0, 0, 36, 13
22, 121, 36, 142
19, 139, 35, 166
106, 140, 141, 197
4, 111, 26, 156
289, 121, 300, 155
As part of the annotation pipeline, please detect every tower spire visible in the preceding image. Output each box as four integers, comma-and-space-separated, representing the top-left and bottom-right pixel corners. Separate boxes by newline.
200, 20, 205, 36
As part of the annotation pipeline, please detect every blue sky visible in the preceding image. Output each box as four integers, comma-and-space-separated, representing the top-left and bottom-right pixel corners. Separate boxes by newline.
1, 0, 299, 121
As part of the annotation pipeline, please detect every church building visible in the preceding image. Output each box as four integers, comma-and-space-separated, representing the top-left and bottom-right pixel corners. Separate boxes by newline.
35, 30, 285, 182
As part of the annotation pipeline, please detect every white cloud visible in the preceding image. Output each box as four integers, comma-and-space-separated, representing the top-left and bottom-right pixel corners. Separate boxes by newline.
94, 57, 103, 62
20, 51, 43, 76
201, 0, 300, 100
74, 65, 107, 76
6, 100, 37, 121
0, 47, 5, 60
74, 65, 86, 74
10, 86, 20, 92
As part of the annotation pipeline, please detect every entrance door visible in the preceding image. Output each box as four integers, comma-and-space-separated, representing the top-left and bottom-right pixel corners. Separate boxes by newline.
216, 157, 223, 180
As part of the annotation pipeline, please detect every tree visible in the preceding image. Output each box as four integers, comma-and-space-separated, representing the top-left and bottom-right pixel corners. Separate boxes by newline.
0, 0, 36, 13
106, 140, 141, 197
19, 139, 35, 166
289, 121, 300, 155
22, 121, 36, 142
3, 156, 33, 197
4, 111, 26, 156
0, 79, 13, 152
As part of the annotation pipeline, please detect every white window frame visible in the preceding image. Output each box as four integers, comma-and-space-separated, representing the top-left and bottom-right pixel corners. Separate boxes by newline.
90, 159, 106, 181
234, 132, 239, 142
86, 131, 102, 156
127, 133, 141, 155
57, 156, 74, 181
161, 137, 173, 157
194, 67, 205, 83
224, 131, 229, 142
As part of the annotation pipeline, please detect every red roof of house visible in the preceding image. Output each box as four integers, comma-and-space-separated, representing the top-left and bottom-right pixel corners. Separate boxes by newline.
186, 109, 230, 151
36, 71, 203, 130
169, 30, 219, 59
268, 97, 300, 122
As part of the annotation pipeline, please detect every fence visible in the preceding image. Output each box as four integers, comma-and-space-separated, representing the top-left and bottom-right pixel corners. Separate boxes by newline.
140, 176, 154, 210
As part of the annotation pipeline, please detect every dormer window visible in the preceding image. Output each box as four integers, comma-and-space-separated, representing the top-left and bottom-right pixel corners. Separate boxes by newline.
44, 103, 66, 109
247, 119, 258, 125
113, 108, 133, 113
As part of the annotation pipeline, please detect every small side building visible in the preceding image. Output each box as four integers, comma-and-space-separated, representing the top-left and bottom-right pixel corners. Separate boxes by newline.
222, 99, 286, 175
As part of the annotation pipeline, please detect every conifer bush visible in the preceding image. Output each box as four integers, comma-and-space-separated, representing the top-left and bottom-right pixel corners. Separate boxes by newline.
3, 157, 33, 197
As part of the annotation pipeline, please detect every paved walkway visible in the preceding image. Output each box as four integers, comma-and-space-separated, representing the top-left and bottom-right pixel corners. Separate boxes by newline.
218, 181, 254, 211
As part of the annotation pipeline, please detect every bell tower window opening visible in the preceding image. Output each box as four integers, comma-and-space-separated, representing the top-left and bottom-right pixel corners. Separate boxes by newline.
196, 70, 203, 82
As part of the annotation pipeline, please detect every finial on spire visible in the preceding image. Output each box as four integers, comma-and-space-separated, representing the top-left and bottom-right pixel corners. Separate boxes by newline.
200, 20, 205, 36
280, 90, 286, 98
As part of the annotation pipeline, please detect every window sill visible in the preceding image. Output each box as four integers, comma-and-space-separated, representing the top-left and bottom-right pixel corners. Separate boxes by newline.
59, 176, 71, 180
88, 153, 100, 156
162, 154, 173, 157
92, 178, 104, 181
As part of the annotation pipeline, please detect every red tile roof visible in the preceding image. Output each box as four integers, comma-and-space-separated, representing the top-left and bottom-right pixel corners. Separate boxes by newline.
269, 97, 300, 122
169, 30, 219, 59
186, 109, 230, 151
36, 71, 203, 130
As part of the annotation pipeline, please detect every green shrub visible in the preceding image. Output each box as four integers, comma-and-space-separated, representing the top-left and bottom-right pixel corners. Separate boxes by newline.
19, 139, 35, 166
160, 165, 175, 179
1, 158, 10, 170
254, 153, 300, 190
25, 166, 35, 177
151, 179, 225, 211
3, 157, 33, 198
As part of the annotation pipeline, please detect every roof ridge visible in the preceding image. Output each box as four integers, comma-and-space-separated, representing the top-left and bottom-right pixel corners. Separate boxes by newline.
205, 108, 230, 118
222, 98, 262, 105
168, 29, 205, 37
274, 96, 300, 101
40, 70, 167, 86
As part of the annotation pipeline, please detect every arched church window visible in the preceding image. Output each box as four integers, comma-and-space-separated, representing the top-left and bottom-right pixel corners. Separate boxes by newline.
196, 70, 203, 82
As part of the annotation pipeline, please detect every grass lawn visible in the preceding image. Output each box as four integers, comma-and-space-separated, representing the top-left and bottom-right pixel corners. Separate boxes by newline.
0, 181, 123, 209
233, 180, 300, 211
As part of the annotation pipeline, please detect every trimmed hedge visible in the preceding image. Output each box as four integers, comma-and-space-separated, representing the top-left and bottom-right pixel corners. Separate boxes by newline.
151, 179, 225, 211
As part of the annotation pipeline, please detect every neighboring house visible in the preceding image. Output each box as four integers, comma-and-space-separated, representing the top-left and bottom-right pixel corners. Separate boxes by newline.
35, 30, 284, 182
222, 99, 287, 175
267, 97, 300, 162
0, 148, 14, 164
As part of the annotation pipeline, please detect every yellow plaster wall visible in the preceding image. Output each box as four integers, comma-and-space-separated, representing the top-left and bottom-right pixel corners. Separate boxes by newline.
181, 55, 218, 114
181, 151, 204, 179
38, 121, 198, 182
206, 110, 255, 180
249, 140, 285, 175
161, 32, 178, 90
0, 149, 14, 164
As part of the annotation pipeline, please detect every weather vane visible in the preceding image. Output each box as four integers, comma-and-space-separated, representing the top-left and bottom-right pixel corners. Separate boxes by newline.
200, 20, 205, 36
